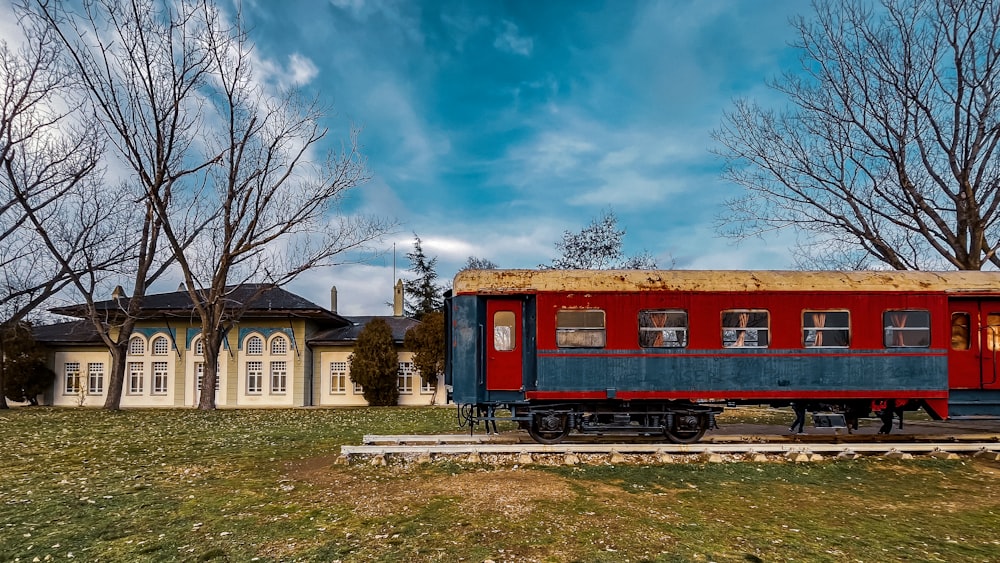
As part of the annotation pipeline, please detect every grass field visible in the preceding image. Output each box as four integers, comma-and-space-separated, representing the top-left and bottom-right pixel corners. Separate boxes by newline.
1, 406, 998, 562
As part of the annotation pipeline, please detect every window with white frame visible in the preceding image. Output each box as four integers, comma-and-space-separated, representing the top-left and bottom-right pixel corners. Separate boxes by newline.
128, 336, 145, 355
64, 362, 81, 394
270, 361, 287, 393
330, 361, 348, 394
420, 368, 435, 394
353, 381, 363, 394
398, 361, 414, 394
194, 338, 204, 356
152, 336, 169, 355
196, 362, 219, 391
128, 362, 144, 394
247, 361, 263, 393
88, 363, 104, 394
246, 335, 263, 355
152, 361, 169, 394
270, 336, 288, 355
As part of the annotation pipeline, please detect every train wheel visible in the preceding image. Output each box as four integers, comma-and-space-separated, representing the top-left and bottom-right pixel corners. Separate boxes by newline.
664, 415, 707, 444
527, 411, 571, 444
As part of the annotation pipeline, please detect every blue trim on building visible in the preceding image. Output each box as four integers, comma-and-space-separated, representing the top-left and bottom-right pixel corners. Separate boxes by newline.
236, 327, 295, 350
133, 327, 176, 349
185, 328, 231, 350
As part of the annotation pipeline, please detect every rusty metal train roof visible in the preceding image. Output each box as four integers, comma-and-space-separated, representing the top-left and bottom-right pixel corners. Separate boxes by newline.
452, 269, 1000, 295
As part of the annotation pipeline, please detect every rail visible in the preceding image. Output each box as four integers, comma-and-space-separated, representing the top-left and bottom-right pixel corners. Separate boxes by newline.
342, 433, 1000, 463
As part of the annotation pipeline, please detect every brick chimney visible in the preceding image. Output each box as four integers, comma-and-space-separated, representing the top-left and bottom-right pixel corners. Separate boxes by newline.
330, 286, 338, 314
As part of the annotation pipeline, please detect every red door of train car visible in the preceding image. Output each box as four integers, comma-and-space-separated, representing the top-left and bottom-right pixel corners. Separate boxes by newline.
948, 299, 1000, 390
485, 299, 523, 391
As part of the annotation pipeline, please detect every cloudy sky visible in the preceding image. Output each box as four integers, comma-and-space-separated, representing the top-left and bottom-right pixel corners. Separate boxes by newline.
54, 0, 813, 315
248, 0, 813, 315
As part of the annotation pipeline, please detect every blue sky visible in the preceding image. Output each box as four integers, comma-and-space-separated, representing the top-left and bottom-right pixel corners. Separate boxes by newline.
254, 0, 811, 315
9, 0, 813, 315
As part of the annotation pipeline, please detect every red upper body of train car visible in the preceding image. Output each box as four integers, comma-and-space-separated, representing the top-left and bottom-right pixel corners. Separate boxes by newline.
445, 270, 1000, 443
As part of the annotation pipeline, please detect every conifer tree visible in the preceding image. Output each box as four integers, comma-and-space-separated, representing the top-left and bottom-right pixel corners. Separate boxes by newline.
349, 318, 399, 406
403, 234, 443, 318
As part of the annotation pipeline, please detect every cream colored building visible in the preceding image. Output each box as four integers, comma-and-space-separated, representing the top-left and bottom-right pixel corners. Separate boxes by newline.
33, 283, 445, 408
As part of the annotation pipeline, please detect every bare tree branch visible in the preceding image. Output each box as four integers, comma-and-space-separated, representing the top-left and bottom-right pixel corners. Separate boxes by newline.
715, 0, 1000, 270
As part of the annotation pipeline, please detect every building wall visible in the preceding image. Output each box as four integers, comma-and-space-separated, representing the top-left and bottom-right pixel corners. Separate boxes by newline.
41, 318, 444, 408
313, 347, 446, 407
50, 348, 113, 407
120, 329, 180, 408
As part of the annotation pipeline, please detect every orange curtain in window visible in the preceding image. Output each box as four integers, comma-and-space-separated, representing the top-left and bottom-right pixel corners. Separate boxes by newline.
811, 313, 826, 347
734, 312, 749, 347
650, 313, 667, 346
890, 312, 907, 346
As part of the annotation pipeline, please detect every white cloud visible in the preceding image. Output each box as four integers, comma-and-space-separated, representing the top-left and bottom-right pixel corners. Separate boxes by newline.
288, 53, 319, 85
249, 49, 321, 89
494, 20, 533, 56
286, 263, 398, 316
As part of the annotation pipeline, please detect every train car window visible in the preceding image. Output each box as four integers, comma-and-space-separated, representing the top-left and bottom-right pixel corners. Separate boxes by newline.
721, 310, 769, 348
883, 310, 931, 347
556, 309, 606, 348
639, 310, 688, 348
493, 311, 516, 351
803, 310, 850, 348
951, 313, 971, 351
986, 313, 1000, 352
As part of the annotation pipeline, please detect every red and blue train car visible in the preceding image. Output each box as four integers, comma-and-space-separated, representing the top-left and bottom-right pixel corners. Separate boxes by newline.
445, 269, 1000, 443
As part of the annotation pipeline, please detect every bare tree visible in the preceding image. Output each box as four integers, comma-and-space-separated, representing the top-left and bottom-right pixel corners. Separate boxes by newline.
28, 0, 218, 409
460, 256, 498, 271
543, 210, 658, 270
140, 2, 389, 409
0, 12, 106, 407
715, 0, 1000, 271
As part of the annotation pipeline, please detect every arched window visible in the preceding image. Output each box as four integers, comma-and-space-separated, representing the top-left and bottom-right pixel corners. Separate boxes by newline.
194, 338, 204, 356
128, 336, 145, 355
246, 335, 263, 355
270, 335, 288, 355
152, 336, 170, 355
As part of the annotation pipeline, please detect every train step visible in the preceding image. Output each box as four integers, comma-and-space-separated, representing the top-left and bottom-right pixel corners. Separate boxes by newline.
948, 390, 1000, 417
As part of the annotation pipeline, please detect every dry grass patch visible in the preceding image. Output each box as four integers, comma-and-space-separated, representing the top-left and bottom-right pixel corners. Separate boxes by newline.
288, 458, 575, 519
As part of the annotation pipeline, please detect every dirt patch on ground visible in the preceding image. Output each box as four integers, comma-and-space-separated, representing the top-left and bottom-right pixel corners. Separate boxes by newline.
285, 457, 574, 519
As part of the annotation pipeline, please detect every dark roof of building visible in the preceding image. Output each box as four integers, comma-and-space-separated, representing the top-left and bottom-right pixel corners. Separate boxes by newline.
32, 320, 105, 345
50, 284, 350, 324
309, 315, 419, 345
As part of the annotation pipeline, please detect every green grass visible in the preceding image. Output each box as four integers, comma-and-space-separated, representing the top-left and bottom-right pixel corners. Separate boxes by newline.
1, 407, 998, 562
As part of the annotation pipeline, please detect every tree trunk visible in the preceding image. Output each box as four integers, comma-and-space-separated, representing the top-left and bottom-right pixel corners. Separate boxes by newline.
102, 342, 128, 410
197, 325, 223, 410
0, 334, 8, 409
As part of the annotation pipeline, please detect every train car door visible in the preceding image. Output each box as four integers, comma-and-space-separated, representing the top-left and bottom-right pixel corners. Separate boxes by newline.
485, 299, 523, 391
948, 299, 1000, 389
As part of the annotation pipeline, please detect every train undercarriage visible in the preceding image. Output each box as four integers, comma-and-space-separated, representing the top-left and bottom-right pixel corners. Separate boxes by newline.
459, 399, 929, 444
461, 400, 724, 444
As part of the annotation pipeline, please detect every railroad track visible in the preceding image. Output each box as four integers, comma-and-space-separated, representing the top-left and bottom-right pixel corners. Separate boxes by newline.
340, 432, 1000, 464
